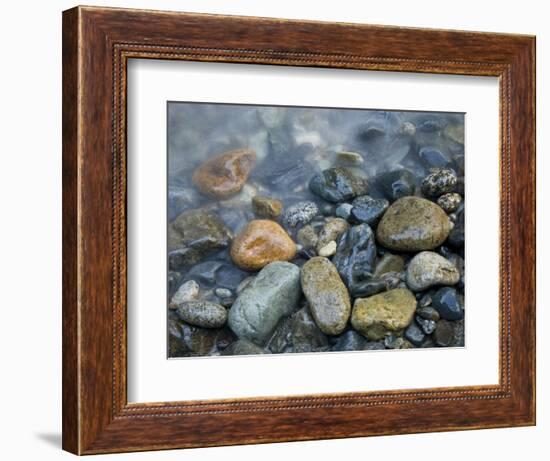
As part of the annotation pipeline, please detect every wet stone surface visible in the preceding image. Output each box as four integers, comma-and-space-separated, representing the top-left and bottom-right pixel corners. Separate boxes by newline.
167, 104, 466, 357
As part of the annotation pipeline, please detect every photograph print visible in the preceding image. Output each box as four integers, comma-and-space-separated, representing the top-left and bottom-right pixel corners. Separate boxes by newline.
167, 102, 465, 358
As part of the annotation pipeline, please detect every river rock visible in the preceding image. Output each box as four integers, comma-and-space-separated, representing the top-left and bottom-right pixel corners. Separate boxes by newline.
416, 306, 440, 321
251, 195, 283, 218
222, 339, 267, 355
309, 167, 368, 203
192, 148, 256, 198
349, 195, 389, 225
431, 287, 464, 320
318, 240, 337, 257
433, 319, 455, 347
351, 271, 402, 298
437, 192, 462, 213
331, 330, 367, 352
267, 307, 329, 353
404, 320, 426, 346
316, 218, 349, 250
332, 224, 377, 293
351, 288, 417, 340
336, 151, 364, 166
176, 301, 228, 328
421, 167, 457, 197
376, 169, 415, 201
169, 280, 199, 309
447, 206, 464, 248
335, 203, 353, 220
282, 201, 319, 228
168, 320, 234, 357
297, 224, 319, 249
406, 251, 460, 291
301, 257, 352, 335
416, 315, 437, 334
230, 220, 297, 270
377, 196, 452, 251
168, 209, 230, 269
373, 253, 405, 277
228, 262, 301, 345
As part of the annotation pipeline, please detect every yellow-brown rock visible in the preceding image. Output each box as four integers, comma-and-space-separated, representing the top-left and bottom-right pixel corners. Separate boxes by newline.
230, 220, 297, 271
192, 148, 256, 199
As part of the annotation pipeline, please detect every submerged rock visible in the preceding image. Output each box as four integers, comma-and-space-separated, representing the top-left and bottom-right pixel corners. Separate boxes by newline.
169, 280, 200, 309
351, 288, 417, 340
228, 262, 301, 345
406, 251, 460, 291
301, 257, 351, 335
377, 197, 452, 251
309, 167, 368, 203
168, 209, 230, 269
251, 195, 283, 218
192, 148, 256, 198
230, 220, 297, 270
331, 330, 367, 351
222, 339, 268, 355
375, 169, 415, 201
332, 224, 377, 293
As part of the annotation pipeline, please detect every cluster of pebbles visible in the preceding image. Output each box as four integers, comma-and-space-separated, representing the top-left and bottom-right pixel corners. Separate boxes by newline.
168, 106, 465, 357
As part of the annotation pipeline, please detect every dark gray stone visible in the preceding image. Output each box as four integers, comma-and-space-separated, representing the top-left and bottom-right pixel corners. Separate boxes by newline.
309, 167, 368, 203
432, 287, 464, 320
349, 195, 389, 225
404, 320, 426, 346
332, 223, 377, 293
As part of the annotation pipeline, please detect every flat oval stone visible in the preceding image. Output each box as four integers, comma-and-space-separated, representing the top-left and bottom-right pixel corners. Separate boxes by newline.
176, 301, 227, 328
351, 288, 417, 340
377, 196, 452, 251
251, 195, 283, 218
406, 251, 460, 291
227, 262, 301, 345
230, 220, 297, 270
192, 148, 256, 199
301, 257, 351, 335
309, 167, 368, 203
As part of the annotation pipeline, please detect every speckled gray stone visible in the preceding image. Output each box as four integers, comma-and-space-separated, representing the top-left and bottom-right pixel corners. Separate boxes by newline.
176, 301, 228, 328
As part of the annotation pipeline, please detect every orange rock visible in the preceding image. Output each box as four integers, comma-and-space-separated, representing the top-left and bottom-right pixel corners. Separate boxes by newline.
192, 148, 256, 199
230, 220, 297, 271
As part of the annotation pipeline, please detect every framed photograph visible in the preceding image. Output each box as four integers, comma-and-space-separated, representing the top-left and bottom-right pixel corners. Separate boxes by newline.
62, 6, 536, 455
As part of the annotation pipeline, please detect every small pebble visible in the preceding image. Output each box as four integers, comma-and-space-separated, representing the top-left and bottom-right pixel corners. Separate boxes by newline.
282, 201, 319, 228
169, 280, 199, 309
336, 151, 364, 166
318, 240, 337, 257
335, 203, 353, 220
214, 287, 233, 299
416, 315, 437, 334
421, 167, 458, 197
437, 192, 462, 213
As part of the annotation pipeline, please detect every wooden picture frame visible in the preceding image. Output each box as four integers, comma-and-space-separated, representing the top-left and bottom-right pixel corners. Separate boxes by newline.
62, 5, 536, 455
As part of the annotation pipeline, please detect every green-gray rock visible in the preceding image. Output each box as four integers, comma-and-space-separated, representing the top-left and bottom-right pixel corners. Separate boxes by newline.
351, 288, 417, 340
228, 262, 301, 345
168, 209, 230, 269
301, 257, 351, 335
176, 301, 227, 328
251, 195, 283, 218
373, 253, 405, 278
316, 218, 349, 251
406, 251, 460, 291
376, 196, 452, 251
